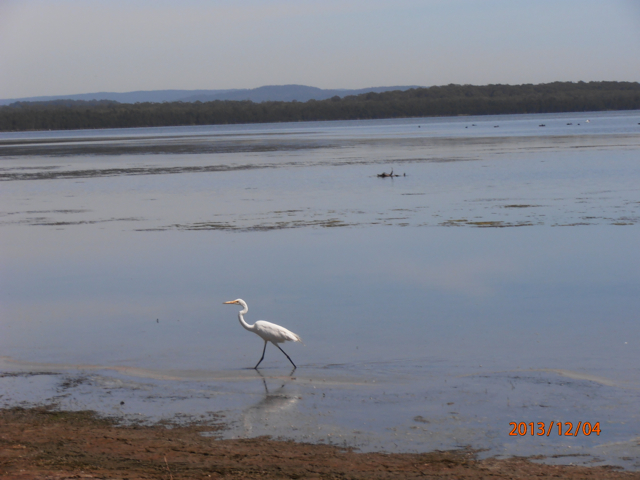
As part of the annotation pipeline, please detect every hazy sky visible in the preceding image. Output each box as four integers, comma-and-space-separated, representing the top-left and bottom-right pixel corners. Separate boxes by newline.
1, 0, 639, 98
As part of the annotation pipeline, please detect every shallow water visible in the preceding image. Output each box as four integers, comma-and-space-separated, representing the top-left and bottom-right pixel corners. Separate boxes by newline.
1, 111, 639, 468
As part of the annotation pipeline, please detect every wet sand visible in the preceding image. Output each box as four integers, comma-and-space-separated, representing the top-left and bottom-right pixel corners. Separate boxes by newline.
2, 406, 639, 480
2, 356, 639, 472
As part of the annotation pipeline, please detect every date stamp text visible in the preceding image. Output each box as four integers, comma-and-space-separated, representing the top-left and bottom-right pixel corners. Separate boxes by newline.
509, 421, 601, 437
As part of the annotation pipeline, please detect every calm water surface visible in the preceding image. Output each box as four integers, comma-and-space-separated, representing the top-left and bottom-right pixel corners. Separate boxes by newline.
1, 111, 639, 467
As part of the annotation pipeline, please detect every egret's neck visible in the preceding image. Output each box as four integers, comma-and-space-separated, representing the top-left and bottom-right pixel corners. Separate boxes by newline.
237, 304, 254, 331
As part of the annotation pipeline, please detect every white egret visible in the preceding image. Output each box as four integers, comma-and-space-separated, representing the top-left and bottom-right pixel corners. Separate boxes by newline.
223, 299, 303, 369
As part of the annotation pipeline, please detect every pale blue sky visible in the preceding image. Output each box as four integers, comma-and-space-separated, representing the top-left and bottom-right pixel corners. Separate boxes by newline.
1, 0, 639, 98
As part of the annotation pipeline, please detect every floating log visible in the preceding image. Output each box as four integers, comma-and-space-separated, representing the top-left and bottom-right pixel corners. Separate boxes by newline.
377, 169, 405, 178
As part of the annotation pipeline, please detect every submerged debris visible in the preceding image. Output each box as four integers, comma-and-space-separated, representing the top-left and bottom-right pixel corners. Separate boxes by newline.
377, 169, 405, 178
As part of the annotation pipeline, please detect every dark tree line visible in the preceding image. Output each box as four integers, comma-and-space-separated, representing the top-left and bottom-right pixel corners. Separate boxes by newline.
1, 81, 639, 132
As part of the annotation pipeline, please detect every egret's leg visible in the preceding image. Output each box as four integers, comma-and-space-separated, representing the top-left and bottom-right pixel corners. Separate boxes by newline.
254, 341, 268, 369
275, 344, 297, 369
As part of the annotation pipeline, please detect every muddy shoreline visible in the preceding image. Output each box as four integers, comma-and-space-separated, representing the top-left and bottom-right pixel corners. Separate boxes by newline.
1, 406, 638, 480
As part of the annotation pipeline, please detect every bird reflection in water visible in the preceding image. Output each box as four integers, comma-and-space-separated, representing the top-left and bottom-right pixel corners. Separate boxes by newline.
240, 368, 300, 436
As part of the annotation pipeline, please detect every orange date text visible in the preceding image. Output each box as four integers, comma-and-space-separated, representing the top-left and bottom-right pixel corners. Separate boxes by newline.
509, 421, 601, 437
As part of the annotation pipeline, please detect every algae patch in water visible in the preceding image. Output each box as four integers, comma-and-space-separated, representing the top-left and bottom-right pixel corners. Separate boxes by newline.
163, 218, 355, 231
439, 219, 538, 228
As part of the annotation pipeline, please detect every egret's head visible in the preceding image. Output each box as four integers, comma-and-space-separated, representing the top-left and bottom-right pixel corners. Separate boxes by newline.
224, 299, 242, 305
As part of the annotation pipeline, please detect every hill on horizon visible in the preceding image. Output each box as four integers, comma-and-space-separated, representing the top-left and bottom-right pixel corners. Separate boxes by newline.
0, 84, 423, 106
3, 81, 639, 132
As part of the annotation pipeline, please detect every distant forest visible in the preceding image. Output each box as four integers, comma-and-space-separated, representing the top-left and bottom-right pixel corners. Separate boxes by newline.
1, 81, 639, 132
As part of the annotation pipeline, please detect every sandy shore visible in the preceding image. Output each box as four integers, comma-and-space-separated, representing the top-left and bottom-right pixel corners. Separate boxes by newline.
1, 407, 638, 480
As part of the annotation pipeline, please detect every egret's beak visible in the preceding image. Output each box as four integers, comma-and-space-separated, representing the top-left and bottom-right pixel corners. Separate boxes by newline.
223, 300, 237, 305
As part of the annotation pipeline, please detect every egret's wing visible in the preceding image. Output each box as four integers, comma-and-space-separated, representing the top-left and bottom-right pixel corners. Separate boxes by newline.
254, 320, 302, 343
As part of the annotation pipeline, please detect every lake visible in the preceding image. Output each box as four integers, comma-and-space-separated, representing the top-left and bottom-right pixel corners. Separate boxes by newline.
1, 111, 639, 468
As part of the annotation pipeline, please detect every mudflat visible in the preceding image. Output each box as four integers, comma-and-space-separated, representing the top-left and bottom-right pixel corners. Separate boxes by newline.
1, 407, 638, 480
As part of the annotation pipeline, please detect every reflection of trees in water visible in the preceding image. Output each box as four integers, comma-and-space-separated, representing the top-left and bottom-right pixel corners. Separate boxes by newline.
241, 368, 300, 436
